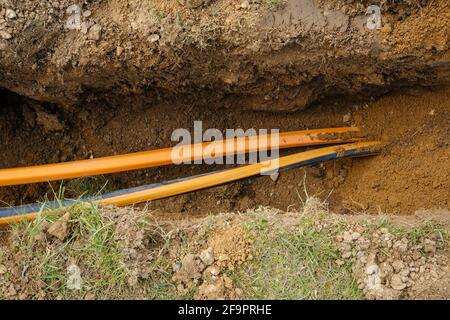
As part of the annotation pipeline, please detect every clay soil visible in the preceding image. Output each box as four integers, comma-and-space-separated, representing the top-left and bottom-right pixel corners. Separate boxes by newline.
0, 85, 448, 216
0, 0, 449, 214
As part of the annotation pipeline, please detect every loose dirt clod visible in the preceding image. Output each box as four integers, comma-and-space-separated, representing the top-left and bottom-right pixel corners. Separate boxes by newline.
47, 212, 70, 241
34, 107, 64, 132
87, 24, 102, 41
209, 225, 252, 271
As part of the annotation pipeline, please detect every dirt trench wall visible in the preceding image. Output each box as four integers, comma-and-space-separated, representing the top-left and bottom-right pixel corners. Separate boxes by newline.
0, 0, 449, 111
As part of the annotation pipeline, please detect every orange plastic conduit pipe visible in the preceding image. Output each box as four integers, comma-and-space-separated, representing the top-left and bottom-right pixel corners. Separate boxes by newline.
0, 140, 382, 225
0, 127, 362, 187
100, 141, 382, 207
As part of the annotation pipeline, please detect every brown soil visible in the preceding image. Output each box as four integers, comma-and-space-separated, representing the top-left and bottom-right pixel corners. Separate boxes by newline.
1, 86, 449, 215
335, 209, 450, 300
209, 224, 252, 271
1, 206, 448, 300
1, 0, 449, 301
0, 0, 449, 216
0, 0, 449, 111
336, 88, 450, 214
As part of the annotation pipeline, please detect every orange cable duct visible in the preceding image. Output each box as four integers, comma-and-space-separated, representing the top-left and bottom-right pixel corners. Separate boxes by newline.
0, 127, 362, 187
0, 140, 382, 225
99, 141, 381, 207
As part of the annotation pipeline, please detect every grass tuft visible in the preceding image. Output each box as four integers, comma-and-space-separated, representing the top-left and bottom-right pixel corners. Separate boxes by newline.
265, 0, 286, 10
10, 204, 128, 299
232, 210, 363, 300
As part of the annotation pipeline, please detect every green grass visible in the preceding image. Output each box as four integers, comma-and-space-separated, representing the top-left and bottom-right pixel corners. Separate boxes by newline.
148, 7, 166, 25
64, 176, 111, 198
10, 203, 128, 299
385, 219, 449, 246
4, 196, 446, 300
3, 203, 200, 300
232, 213, 363, 300
265, 0, 286, 10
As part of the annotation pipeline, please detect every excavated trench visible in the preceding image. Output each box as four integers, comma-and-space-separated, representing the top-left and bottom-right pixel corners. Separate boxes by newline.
1, 0, 450, 304
0, 85, 449, 216
0, 0, 449, 217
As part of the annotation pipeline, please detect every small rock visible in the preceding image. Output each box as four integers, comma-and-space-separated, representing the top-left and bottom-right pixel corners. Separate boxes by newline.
393, 239, 408, 253
240, 1, 250, 9
80, 21, 89, 34
84, 292, 95, 300
399, 267, 410, 277
177, 283, 186, 294
0, 264, 7, 274
336, 259, 345, 266
8, 285, 17, 296
83, 10, 92, 18
351, 232, 361, 241
197, 280, 224, 300
235, 287, 243, 297
366, 264, 381, 290
390, 274, 406, 290
18, 292, 28, 300
418, 265, 426, 274
269, 172, 279, 182
5, 9, 17, 20
173, 263, 182, 272
423, 239, 436, 254
205, 265, 221, 276
175, 254, 203, 282
47, 212, 70, 241
87, 24, 102, 41
35, 107, 64, 132
116, 46, 124, 56
0, 30, 12, 40
127, 273, 138, 287
148, 34, 160, 43
392, 260, 404, 272
342, 251, 352, 259
412, 251, 422, 261
366, 264, 379, 275
380, 262, 393, 280
199, 247, 215, 266
342, 231, 353, 243
67, 264, 82, 290
343, 112, 351, 124
223, 274, 233, 289
358, 239, 371, 250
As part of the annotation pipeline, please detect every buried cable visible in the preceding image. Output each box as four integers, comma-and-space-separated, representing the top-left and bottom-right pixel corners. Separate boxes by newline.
0, 127, 363, 187
0, 141, 383, 225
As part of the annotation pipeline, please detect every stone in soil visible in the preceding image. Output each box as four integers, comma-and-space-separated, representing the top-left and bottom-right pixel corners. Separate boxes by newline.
87, 24, 102, 41
47, 212, 70, 241
199, 247, 215, 266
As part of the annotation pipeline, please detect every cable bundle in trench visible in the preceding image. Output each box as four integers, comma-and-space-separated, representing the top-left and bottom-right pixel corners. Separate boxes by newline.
0, 128, 382, 225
